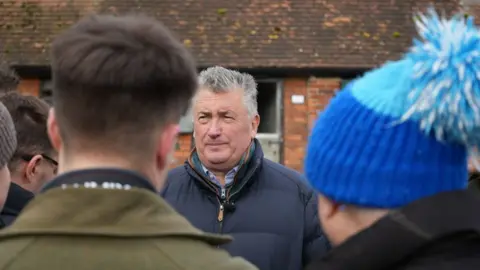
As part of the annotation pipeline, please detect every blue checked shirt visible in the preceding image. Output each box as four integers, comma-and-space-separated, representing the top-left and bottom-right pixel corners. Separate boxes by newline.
202, 165, 239, 187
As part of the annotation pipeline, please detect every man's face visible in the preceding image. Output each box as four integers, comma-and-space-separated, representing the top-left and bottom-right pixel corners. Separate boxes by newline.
0, 165, 11, 210
193, 89, 259, 171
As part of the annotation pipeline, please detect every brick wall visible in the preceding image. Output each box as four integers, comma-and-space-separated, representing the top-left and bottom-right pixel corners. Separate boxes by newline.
172, 134, 193, 168
282, 77, 340, 172
306, 78, 341, 131
282, 79, 308, 171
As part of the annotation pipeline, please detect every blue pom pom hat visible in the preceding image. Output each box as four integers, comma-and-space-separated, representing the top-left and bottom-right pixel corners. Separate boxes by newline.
305, 9, 480, 208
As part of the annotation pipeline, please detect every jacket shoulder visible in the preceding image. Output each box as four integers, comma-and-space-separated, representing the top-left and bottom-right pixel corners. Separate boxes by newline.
153, 237, 258, 270
167, 165, 189, 180
0, 236, 256, 270
162, 165, 190, 193
261, 159, 314, 198
263, 159, 306, 180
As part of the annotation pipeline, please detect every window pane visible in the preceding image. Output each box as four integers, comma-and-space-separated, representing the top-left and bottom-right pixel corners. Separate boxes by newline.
257, 82, 278, 134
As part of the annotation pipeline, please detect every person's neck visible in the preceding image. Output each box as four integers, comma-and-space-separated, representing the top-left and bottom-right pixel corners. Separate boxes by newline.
59, 154, 156, 186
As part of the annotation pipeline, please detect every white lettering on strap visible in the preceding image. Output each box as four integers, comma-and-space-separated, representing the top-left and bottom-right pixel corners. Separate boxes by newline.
60, 182, 132, 190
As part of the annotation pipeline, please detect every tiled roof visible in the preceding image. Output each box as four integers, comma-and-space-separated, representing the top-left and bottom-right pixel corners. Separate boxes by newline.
0, 0, 460, 68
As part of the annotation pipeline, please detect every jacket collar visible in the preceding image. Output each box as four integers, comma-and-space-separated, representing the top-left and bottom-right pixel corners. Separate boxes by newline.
0, 169, 231, 245
41, 168, 157, 193
1, 182, 34, 216
308, 190, 480, 270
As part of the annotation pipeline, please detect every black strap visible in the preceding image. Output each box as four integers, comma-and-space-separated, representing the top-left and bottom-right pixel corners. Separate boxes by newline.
41, 169, 157, 193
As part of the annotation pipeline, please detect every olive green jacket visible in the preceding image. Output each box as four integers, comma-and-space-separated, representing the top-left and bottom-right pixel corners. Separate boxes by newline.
0, 188, 257, 270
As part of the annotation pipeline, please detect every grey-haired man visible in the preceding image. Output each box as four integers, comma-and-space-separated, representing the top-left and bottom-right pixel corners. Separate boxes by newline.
163, 66, 330, 270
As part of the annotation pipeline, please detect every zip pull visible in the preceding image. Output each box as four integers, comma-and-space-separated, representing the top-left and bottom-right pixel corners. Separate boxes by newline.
217, 204, 224, 222
221, 188, 226, 199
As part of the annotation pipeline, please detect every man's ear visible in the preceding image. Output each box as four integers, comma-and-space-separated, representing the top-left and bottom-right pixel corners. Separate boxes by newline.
250, 114, 260, 138
156, 124, 180, 170
318, 194, 341, 221
47, 108, 62, 152
24, 155, 43, 184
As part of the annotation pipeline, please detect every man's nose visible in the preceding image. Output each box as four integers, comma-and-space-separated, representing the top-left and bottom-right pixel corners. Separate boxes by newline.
207, 122, 221, 138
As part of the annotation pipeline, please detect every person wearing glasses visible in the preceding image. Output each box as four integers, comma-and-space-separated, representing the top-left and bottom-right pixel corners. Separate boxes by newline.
0, 92, 57, 226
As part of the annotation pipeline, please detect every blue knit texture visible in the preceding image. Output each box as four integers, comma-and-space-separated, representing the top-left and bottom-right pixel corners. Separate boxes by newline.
305, 87, 467, 208
305, 9, 478, 208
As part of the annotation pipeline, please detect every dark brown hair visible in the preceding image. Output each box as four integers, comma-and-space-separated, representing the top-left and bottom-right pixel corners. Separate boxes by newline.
50, 14, 197, 157
0, 92, 52, 171
0, 60, 19, 93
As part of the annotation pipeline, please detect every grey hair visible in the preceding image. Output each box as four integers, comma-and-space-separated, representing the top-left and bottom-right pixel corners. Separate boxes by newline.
198, 66, 258, 116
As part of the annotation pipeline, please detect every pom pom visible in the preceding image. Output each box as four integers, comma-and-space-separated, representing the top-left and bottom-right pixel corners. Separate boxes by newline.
400, 8, 480, 152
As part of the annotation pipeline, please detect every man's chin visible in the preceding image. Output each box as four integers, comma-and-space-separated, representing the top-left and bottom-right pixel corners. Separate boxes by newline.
206, 158, 229, 165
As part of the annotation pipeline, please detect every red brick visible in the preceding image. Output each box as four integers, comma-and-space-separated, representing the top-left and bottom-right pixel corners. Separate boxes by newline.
307, 78, 340, 132
170, 133, 193, 169
282, 77, 340, 172
283, 78, 308, 172
17, 79, 39, 96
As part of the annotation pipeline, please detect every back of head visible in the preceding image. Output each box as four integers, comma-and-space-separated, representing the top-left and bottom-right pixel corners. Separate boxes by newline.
0, 60, 19, 94
306, 9, 480, 208
50, 14, 197, 163
0, 92, 52, 173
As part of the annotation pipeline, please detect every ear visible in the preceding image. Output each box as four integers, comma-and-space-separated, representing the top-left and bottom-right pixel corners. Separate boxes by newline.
156, 124, 180, 170
318, 194, 341, 221
25, 155, 42, 184
47, 108, 62, 152
250, 114, 260, 138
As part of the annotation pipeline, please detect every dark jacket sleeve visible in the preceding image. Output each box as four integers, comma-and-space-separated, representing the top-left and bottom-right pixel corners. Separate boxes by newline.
159, 179, 169, 197
303, 190, 331, 265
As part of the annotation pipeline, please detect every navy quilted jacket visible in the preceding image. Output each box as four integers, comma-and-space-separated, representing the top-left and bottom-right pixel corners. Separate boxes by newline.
161, 139, 330, 270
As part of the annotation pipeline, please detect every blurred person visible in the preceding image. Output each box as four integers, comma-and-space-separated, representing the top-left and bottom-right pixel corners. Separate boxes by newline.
0, 102, 17, 228
162, 66, 329, 270
304, 10, 480, 270
0, 14, 256, 270
0, 92, 55, 226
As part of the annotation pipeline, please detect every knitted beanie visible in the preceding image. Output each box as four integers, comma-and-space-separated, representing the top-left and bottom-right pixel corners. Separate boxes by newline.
0, 102, 16, 168
305, 10, 479, 208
